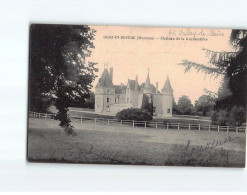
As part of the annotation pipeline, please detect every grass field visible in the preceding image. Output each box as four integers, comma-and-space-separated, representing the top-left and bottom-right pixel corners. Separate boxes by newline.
66, 107, 212, 125
27, 118, 246, 167
48, 106, 212, 124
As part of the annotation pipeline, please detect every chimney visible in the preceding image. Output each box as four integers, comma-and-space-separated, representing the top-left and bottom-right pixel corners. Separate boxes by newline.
135, 75, 138, 90
156, 82, 158, 93
109, 67, 113, 82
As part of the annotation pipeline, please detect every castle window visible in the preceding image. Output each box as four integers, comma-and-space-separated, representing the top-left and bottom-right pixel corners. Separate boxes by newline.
107, 98, 110, 103
153, 107, 156, 114
167, 109, 170, 114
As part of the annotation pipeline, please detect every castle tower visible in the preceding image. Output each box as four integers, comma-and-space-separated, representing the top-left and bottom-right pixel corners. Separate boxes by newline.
161, 76, 173, 117
95, 67, 115, 113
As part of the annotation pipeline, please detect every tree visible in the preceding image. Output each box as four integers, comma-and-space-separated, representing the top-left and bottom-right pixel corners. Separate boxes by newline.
177, 95, 193, 115
29, 24, 98, 135
211, 105, 246, 126
211, 109, 229, 126
141, 94, 153, 116
229, 106, 246, 126
194, 95, 215, 116
85, 92, 95, 109
69, 92, 95, 109
172, 97, 179, 114
179, 30, 247, 125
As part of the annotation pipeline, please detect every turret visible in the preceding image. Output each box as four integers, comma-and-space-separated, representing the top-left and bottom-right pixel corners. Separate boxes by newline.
161, 76, 173, 117
162, 76, 173, 94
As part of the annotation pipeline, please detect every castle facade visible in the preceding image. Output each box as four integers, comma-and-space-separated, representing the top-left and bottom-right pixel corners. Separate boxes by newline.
95, 67, 173, 117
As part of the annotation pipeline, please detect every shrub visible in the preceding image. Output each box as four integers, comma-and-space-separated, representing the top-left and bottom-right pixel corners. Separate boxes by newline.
217, 109, 229, 126
211, 106, 246, 126
116, 108, 153, 121
211, 109, 231, 126
229, 106, 246, 126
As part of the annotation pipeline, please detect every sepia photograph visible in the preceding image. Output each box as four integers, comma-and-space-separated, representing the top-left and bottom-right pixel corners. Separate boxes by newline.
27, 24, 246, 167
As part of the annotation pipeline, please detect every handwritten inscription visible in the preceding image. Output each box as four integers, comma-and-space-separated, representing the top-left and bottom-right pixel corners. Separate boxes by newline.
169, 28, 224, 37
182, 136, 239, 165
184, 135, 239, 151
73, 135, 240, 166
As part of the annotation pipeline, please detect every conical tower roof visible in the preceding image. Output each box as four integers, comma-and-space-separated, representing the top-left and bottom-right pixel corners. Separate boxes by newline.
96, 68, 113, 88
162, 76, 173, 92
144, 68, 151, 88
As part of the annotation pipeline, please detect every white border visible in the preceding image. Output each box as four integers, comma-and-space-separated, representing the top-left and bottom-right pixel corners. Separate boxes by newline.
0, 0, 246, 192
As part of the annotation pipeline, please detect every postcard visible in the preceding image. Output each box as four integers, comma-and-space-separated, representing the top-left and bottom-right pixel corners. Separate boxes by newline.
28, 24, 246, 167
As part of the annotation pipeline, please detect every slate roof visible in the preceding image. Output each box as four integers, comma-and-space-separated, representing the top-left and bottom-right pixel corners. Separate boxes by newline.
96, 68, 168, 95
140, 83, 158, 93
144, 71, 151, 88
96, 69, 113, 88
162, 76, 173, 92
114, 84, 126, 94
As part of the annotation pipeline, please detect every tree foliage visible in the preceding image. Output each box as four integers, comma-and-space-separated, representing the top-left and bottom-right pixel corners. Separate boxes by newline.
116, 108, 153, 121
29, 24, 98, 135
194, 95, 215, 116
172, 97, 179, 114
84, 92, 95, 109
179, 30, 247, 125
69, 92, 95, 109
211, 106, 246, 126
141, 94, 153, 116
177, 95, 193, 115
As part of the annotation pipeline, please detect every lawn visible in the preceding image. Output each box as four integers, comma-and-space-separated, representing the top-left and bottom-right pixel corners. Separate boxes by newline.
27, 118, 246, 167
49, 106, 213, 125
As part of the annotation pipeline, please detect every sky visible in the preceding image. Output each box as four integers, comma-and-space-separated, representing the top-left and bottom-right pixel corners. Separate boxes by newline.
88, 25, 234, 104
